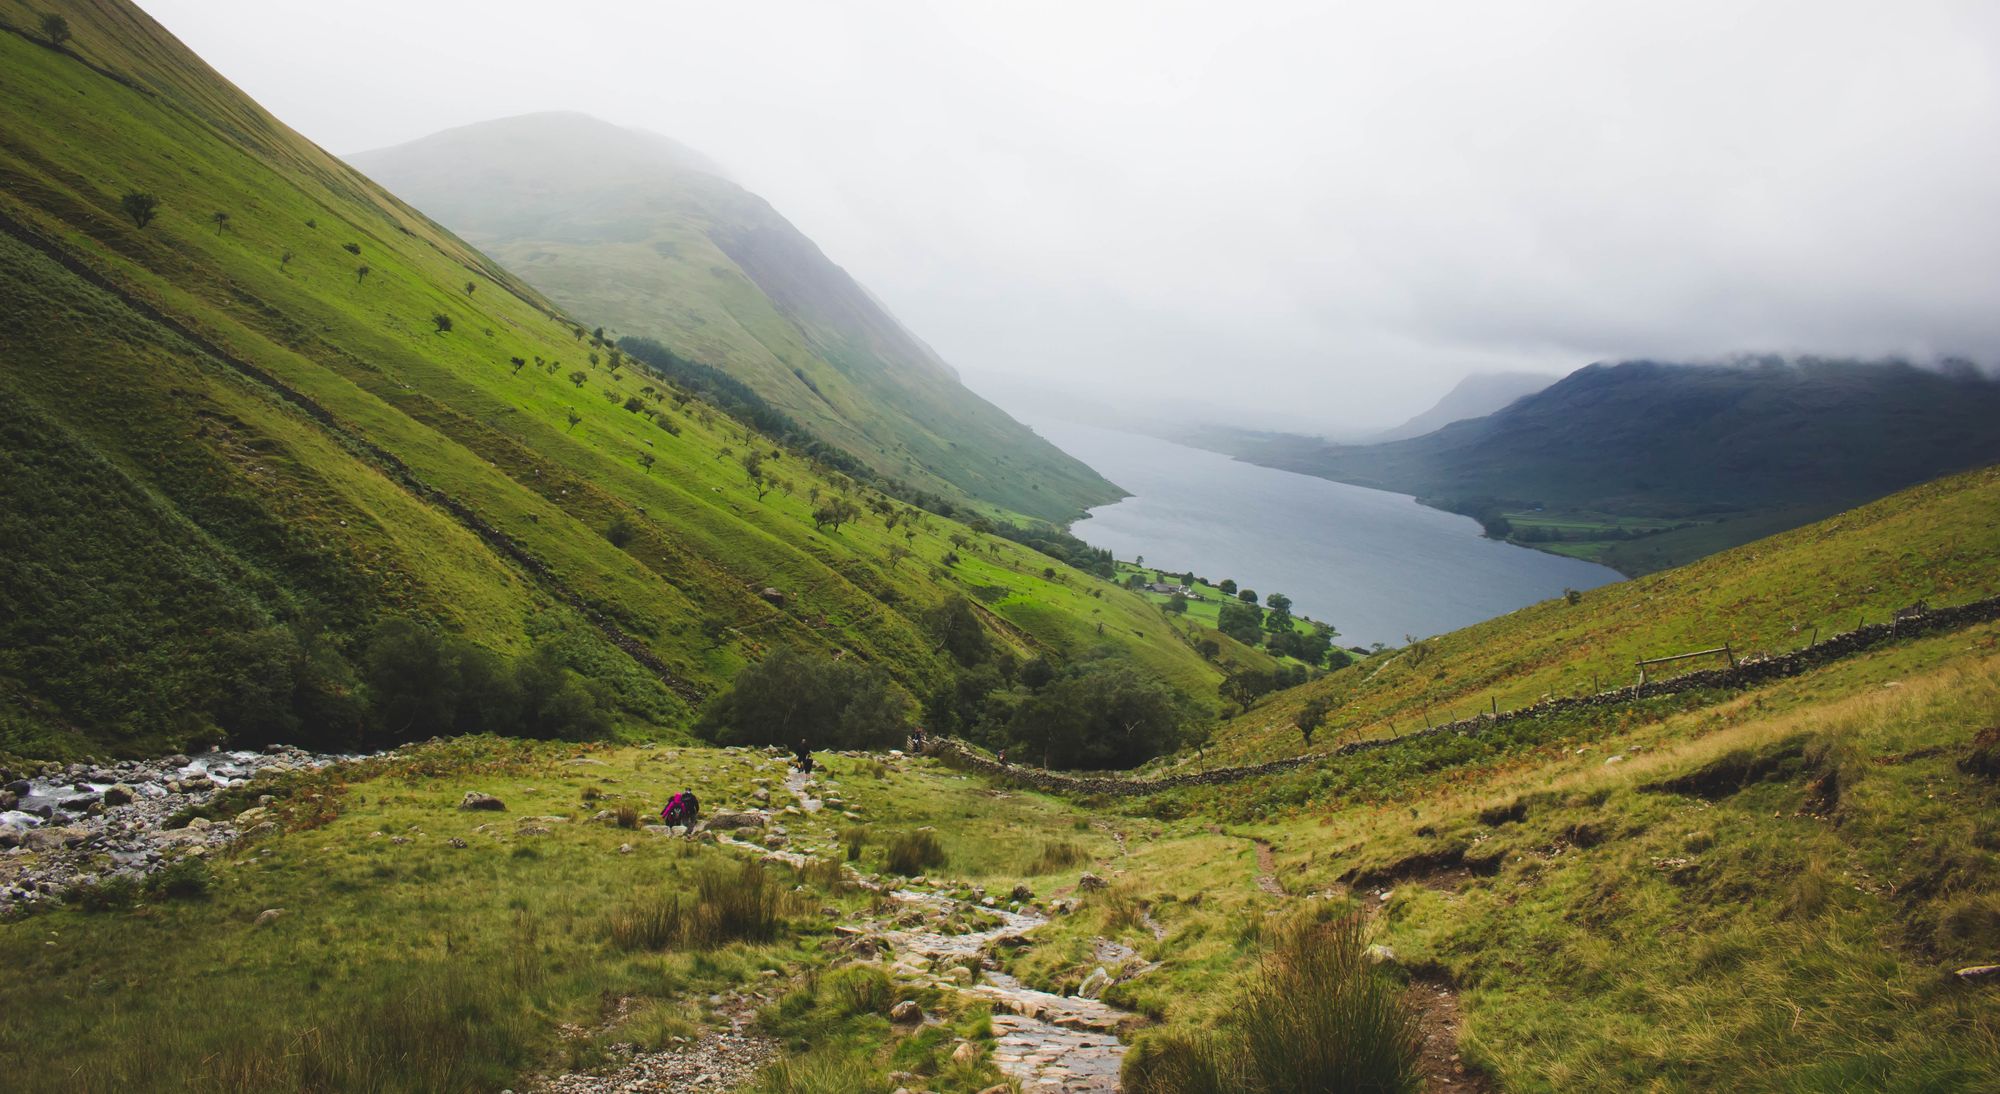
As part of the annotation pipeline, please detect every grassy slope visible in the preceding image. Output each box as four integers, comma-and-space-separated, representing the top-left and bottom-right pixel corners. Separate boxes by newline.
0, 3, 1219, 755
346, 113, 1120, 524
1184, 465, 2000, 767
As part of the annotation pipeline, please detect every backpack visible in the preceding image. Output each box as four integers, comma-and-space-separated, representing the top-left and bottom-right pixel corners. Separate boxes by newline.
662, 792, 682, 822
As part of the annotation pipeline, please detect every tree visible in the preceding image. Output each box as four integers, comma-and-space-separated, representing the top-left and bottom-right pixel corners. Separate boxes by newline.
1008, 663, 1191, 770
463, 280, 477, 295
1220, 669, 1275, 714
1265, 592, 1294, 632
1165, 593, 1189, 615
1294, 695, 1332, 746
39, 13, 70, 47
925, 596, 991, 668
886, 543, 912, 568
1219, 578, 1237, 595
1238, 588, 1259, 604
568, 370, 588, 387
813, 498, 859, 532
695, 647, 909, 750
1194, 637, 1221, 661
509, 356, 527, 375
1217, 600, 1265, 646
354, 264, 372, 284
637, 452, 655, 474
565, 408, 582, 431
431, 313, 454, 334
118, 191, 159, 229
279, 249, 295, 269
210, 210, 230, 235
342, 242, 362, 255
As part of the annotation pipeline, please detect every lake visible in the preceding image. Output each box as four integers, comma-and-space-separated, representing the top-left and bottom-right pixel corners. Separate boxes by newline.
1029, 418, 1622, 648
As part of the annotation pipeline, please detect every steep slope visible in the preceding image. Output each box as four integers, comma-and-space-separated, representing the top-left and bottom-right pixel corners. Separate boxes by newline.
0, 0, 1219, 757
1369, 369, 1556, 442
1188, 463, 2000, 765
347, 113, 1120, 524
1218, 357, 2000, 572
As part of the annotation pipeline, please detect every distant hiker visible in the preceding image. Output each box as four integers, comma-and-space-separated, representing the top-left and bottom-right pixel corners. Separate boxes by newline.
661, 791, 699, 835
997, 748, 1008, 766
909, 725, 928, 752
794, 739, 814, 775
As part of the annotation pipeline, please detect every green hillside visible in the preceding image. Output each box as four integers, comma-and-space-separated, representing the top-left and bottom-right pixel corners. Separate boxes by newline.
346, 113, 1119, 524
0, 0, 1220, 757
1211, 358, 2000, 574
1185, 463, 2000, 767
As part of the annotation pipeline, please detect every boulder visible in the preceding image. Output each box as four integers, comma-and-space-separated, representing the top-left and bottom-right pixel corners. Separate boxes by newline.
1077, 967, 1112, 999
0, 789, 15, 810
1078, 872, 1109, 892
1010, 884, 1034, 903
706, 810, 769, 830
2, 779, 28, 796
23, 826, 87, 853
1365, 943, 1399, 966
889, 1000, 924, 1024
458, 792, 506, 812
951, 1041, 979, 1065
254, 908, 285, 927
0, 824, 23, 850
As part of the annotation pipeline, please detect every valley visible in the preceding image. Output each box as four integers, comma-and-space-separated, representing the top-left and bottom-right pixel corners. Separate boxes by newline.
5, 3, 2000, 1093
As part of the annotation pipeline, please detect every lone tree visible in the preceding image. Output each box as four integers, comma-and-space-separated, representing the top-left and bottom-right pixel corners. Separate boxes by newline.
210, 210, 230, 235
1220, 668, 1275, 714
343, 242, 361, 255
568, 370, 588, 387
637, 452, 656, 474
118, 191, 159, 229
565, 408, 582, 431
1293, 695, 1332, 746
354, 264, 371, 284
430, 313, 453, 334
39, 13, 70, 47
463, 280, 477, 295
509, 356, 527, 374
279, 249, 294, 269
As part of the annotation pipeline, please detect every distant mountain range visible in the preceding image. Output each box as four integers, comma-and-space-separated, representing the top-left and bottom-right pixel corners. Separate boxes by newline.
1369, 371, 1557, 442
1207, 357, 2000, 574
348, 114, 1117, 523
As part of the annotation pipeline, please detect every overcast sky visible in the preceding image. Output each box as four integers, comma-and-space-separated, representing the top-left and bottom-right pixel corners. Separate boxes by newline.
141, 0, 2000, 432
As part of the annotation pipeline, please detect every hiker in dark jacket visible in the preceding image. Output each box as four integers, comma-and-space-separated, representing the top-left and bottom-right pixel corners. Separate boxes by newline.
794, 739, 814, 775
661, 791, 700, 835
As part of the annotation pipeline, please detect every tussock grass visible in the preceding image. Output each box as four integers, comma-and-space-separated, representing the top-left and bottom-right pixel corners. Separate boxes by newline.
608, 860, 785, 951
1026, 838, 1085, 874
885, 829, 948, 875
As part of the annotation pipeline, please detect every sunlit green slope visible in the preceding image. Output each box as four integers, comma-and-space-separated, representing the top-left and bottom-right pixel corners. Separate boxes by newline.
0, 0, 1219, 756
1195, 464, 2000, 765
347, 112, 1119, 524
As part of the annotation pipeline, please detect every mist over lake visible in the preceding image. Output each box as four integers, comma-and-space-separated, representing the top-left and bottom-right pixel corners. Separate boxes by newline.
1031, 418, 1622, 648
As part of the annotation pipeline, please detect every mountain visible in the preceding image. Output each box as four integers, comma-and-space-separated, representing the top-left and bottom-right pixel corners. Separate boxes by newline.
346, 113, 1118, 524
1215, 357, 2000, 574
0, 0, 1219, 757
1369, 369, 1557, 442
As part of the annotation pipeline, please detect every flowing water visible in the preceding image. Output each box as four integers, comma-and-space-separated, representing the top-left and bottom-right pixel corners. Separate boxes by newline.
1029, 418, 1622, 647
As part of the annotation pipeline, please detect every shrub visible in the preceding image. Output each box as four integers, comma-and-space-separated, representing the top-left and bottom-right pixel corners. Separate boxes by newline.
1027, 840, 1085, 874
695, 647, 909, 751
885, 830, 947, 876
145, 857, 213, 901
1237, 913, 1422, 1093
431, 313, 454, 333
607, 861, 784, 951
842, 825, 868, 862
823, 966, 893, 1017
118, 190, 159, 229
39, 13, 71, 46
614, 805, 639, 829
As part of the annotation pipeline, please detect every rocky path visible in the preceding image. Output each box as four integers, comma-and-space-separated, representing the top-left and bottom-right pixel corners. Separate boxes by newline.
530, 998, 778, 1094
1252, 839, 1284, 896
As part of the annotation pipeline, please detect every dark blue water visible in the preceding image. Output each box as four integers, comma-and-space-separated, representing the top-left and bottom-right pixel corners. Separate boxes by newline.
1031, 418, 1622, 647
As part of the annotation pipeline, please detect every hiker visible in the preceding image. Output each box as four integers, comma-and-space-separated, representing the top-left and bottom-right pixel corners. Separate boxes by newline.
794, 739, 814, 775
909, 725, 928, 752
997, 748, 1008, 765
661, 790, 700, 835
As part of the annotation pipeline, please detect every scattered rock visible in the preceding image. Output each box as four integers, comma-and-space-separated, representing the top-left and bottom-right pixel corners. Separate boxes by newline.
1078, 873, 1109, 892
1077, 967, 1112, 999
101, 785, 136, 807
254, 908, 285, 927
890, 1000, 924, 1024
618, 843, 634, 854
458, 792, 506, 812
445, 838, 467, 849
952, 1041, 980, 1065
1365, 943, 1399, 966
706, 810, 769, 830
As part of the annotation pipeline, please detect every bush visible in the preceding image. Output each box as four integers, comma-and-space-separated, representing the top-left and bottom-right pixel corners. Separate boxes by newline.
1008, 662, 1195, 770
145, 857, 213, 902
1027, 840, 1085, 874
608, 861, 784, 951
361, 621, 609, 742
614, 805, 639, 829
1238, 913, 1422, 1093
885, 830, 948, 876
842, 825, 868, 862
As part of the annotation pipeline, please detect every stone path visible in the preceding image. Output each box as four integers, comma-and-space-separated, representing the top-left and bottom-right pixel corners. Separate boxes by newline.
530, 1004, 778, 1094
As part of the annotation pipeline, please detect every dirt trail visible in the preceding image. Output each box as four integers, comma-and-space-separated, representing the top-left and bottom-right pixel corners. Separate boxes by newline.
1252, 839, 1284, 895
1405, 974, 1495, 1092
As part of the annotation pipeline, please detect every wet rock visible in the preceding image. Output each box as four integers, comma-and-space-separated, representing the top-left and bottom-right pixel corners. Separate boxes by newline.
0, 824, 23, 849
24, 826, 87, 853
1010, 884, 1034, 903
101, 785, 137, 807
458, 792, 506, 812
890, 1000, 924, 1024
